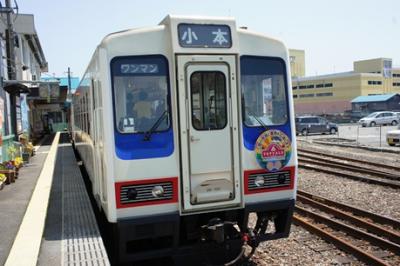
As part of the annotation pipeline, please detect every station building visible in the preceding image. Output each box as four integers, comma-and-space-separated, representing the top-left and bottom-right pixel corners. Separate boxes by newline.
291, 56, 400, 115
27, 76, 79, 140
351, 93, 400, 114
0, 13, 48, 162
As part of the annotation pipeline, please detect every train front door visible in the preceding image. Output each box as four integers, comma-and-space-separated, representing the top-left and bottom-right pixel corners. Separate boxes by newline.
177, 55, 241, 213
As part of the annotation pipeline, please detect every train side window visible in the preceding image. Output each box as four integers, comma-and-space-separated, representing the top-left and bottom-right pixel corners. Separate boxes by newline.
190, 71, 227, 130
241, 56, 288, 127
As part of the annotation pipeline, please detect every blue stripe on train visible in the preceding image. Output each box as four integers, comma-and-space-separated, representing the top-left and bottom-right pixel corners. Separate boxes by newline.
243, 123, 292, 150
114, 129, 174, 160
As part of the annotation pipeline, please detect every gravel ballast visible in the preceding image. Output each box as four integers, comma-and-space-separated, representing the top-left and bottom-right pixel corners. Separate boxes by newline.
251, 141, 400, 265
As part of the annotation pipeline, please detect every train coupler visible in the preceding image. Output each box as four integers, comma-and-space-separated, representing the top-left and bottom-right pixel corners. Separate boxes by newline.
201, 218, 238, 244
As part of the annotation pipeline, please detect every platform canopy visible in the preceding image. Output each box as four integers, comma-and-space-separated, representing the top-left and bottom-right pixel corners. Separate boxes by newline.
3, 82, 30, 95
4, 80, 59, 98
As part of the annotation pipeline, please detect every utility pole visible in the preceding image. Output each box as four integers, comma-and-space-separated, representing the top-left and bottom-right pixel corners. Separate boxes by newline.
66, 67, 72, 128
5, 0, 15, 80
67, 67, 71, 99
4, 0, 18, 140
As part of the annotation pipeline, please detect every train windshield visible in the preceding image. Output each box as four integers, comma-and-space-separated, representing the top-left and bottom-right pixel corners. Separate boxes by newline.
111, 55, 170, 134
240, 56, 288, 126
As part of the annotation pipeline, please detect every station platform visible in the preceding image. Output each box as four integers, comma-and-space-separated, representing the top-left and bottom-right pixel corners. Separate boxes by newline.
1, 132, 110, 266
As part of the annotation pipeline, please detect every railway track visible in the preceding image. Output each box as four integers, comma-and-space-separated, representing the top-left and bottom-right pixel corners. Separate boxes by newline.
298, 149, 400, 189
298, 148, 400, 173
294, 190, 400, 265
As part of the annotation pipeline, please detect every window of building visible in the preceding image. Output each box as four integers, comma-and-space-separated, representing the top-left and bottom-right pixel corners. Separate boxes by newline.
292, 86, 298, 90
307, 84, 314, 88
368, 80, 382, 85
316, 84, 324, 88
324, 83, 333, 87
393, 73, 400, 78
393, 82, 400, 87
293, 94, 298, 98
299, 85, 307, 89
316, 92, 333, 97
299, 93, 314, 98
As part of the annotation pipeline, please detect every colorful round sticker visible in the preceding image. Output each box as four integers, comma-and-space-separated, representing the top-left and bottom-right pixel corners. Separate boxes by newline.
255, 129, 292, 171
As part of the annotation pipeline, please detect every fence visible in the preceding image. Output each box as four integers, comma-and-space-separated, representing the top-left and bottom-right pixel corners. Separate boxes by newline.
337, 124, 394, 147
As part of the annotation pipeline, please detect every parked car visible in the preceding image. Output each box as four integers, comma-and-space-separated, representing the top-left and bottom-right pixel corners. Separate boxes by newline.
387, 124, 400, 146
344, 110, 370, 123
295, 116, 338, 136
358, 111, 399, 127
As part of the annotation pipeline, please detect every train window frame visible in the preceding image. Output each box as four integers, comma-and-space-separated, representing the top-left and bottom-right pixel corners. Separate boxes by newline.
240, 55, 289, 128
110, 55, 172, 135
190, 71, 228, 131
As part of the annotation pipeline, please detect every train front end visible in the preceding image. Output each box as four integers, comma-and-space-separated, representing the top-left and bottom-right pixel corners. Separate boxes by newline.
104, 15, 297, 264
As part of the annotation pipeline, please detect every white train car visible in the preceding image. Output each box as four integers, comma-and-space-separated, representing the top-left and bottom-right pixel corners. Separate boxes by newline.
71, 15, 297, 264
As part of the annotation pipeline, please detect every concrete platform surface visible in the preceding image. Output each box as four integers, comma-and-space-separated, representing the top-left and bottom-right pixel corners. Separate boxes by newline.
1, 132, 109, 266
0, 134, 55, 265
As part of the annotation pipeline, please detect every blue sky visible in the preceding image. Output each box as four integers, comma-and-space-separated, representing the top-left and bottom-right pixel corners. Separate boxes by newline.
19, 0, 400, 79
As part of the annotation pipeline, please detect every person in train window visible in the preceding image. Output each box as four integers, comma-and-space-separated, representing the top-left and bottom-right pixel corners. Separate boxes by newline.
133, 91, 153, 130
126, 93, 135, 117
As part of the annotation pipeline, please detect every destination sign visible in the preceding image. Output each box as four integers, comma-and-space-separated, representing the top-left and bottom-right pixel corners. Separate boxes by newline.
178, 23, 232, 48
120, 64, 159, 74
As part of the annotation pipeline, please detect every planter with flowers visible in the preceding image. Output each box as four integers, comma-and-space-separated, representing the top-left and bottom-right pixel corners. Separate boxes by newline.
14, 156, 23, 172
0, 173, 6, 190
19, 134, 34, 163
0, 163, 15, 184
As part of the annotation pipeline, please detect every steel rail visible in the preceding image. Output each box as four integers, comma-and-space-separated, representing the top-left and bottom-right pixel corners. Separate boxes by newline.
297, 190, 400, 229
298, 153, 400, 181
293, 214, 390, 266
295, 206, 400, 254
299, 163, 400, 189
298, 148, 400, 172
296, 194, 400, 245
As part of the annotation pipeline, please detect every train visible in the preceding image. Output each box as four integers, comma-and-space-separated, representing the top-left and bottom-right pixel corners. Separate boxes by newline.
71, 15, 297, 265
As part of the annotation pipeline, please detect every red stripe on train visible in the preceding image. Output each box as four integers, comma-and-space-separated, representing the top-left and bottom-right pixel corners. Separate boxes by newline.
115, 177, 178, 209
244, 166, 296, 195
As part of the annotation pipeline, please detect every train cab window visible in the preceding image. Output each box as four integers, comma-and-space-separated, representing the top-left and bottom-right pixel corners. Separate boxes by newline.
111, 56, 170, 134
190, 72, 227, 130
240, 56, 288, 127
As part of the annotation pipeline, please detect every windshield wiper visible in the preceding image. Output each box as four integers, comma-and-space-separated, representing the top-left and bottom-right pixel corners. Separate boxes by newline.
143, 110, 169, 141
245, 107, 268, 131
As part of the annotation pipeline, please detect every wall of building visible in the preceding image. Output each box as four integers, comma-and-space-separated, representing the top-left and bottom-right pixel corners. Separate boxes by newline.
392, 68, 400, 93
293, 57, 400, 115
293, 74, 362, 114
353, 58, 388, 73
289, 49, 305, 78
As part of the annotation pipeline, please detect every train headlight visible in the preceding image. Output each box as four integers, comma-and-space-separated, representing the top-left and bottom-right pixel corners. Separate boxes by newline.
254, 176, 265, 187
127, 188, 137, 200
278, 174, 286, 184
152, 185, 164, 197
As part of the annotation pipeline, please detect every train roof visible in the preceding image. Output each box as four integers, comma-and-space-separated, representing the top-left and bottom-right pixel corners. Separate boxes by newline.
99, 15, 286, 53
